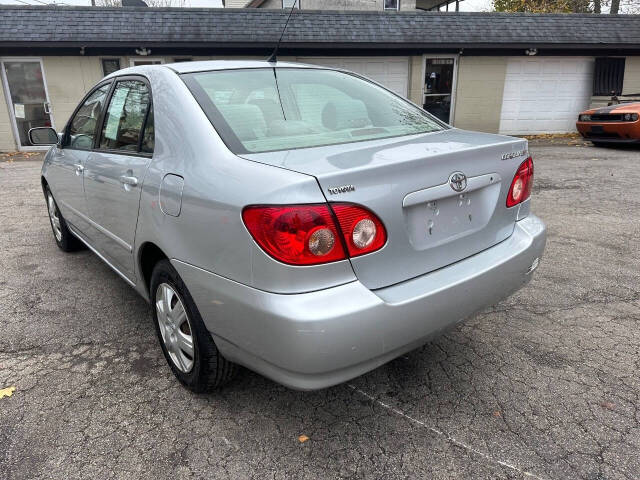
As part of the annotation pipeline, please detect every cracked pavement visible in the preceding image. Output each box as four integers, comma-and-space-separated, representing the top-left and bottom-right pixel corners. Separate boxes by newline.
1, 143, 639, 479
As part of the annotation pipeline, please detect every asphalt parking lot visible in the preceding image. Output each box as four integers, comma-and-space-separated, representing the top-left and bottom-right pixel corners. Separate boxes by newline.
1, 142, 639, 480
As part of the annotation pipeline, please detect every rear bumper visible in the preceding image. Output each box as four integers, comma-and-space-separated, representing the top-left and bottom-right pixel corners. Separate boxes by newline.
173, 214, 546, 390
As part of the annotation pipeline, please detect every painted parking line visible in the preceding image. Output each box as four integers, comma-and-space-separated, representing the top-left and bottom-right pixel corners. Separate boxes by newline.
348, 384, 545, 480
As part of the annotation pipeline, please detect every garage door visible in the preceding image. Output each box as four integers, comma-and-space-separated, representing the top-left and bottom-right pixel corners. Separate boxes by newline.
296, 57, 410, 98
499, 57, 594, 135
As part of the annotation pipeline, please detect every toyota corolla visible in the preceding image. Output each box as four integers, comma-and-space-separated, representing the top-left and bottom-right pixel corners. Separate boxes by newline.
31, 61, 546, 391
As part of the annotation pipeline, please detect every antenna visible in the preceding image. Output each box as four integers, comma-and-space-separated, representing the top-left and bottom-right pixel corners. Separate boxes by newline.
267, 0, 298, 64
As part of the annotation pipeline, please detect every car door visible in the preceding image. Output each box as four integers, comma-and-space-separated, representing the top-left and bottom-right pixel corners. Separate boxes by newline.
83, 77, 154, 281
45, 82, 111, 232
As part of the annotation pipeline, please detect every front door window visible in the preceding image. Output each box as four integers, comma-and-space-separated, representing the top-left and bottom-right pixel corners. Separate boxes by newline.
423, 58, 455, 124
2, 60, 54, 148
66, 83, 111, 150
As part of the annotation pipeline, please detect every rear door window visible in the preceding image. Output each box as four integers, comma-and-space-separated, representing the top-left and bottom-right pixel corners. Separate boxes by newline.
99, 80, 152, 152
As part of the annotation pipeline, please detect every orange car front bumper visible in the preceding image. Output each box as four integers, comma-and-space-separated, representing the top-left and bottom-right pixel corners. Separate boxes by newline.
577, 120, 640, 143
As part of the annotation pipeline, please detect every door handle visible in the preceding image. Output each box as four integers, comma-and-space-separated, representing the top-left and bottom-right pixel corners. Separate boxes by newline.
120, 175, 138, 187
44, 102, 51, 115
74, 164, 84, 175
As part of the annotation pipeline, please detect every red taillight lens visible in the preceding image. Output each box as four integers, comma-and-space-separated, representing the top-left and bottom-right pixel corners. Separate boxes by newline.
242, 204, 346, 265
506, 157, 534, 208
331, 203, 387, 257
242, 203, 387, 265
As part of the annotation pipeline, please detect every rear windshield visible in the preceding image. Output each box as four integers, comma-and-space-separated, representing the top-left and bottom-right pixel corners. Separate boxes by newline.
183, 68, 446, 154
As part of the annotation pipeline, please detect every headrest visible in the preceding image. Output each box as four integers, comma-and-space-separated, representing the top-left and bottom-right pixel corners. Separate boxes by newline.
248, 99, 283, 121
321, 99, 372, 130
217, 103, 266, 141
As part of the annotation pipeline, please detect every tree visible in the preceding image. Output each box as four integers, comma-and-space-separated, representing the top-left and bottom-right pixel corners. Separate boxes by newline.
493, 0, 591, 13
493, 0, 638, 12
609, 0, 620, 13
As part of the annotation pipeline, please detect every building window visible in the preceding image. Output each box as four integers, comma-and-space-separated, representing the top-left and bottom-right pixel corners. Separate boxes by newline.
384, 0, 399, 10
282, 0, 299, 8
101, 58, 121, 77
593, 58, 625, 96
130, 58, 164, 67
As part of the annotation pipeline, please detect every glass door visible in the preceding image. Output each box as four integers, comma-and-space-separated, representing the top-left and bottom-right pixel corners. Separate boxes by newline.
423, 57, 456, 124
1, 59, 55, 150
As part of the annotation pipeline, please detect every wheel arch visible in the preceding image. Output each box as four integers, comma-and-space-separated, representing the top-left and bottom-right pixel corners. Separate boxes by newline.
138, 241, 169, 298
41, 176, 49, 195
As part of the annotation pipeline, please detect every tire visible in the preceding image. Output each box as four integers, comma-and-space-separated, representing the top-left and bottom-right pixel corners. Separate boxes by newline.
150, 259, 237, 392
44, 187, 84, 252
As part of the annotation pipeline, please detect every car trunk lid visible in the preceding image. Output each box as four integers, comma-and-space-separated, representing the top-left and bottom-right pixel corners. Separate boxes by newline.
241, 129, 529, 290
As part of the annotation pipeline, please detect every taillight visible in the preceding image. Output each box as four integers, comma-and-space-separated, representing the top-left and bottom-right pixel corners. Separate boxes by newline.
242, 203, 387, 265
242, 204, 346, 265
331, 203, 387, 257
506, 157, 534, 208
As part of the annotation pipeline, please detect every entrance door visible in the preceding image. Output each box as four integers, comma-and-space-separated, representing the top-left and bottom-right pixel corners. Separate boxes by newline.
423, 57, 457, 124
1, 59, 55, 151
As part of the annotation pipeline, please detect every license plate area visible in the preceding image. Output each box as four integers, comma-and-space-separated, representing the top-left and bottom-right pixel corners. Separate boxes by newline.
590, 125, 604, 134
403, 174, 502, 250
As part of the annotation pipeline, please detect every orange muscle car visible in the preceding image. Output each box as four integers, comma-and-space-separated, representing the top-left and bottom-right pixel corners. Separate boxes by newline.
576, 101, 640, 145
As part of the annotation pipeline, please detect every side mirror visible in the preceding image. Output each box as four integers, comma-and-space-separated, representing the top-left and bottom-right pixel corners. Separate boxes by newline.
28, 127, 59, 146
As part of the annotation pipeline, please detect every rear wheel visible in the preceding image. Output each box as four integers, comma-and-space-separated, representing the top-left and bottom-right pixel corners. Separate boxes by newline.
45, 187, 83, 252
150, 260, 237, 392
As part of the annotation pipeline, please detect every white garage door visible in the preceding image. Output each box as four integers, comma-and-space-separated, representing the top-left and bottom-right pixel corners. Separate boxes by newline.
499, 57, 594, 135
296, 57, 410, 98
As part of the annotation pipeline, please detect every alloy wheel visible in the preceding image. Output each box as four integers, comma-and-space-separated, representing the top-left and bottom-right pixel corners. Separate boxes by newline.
155, 283, 194, 373
47, 192, 62, 242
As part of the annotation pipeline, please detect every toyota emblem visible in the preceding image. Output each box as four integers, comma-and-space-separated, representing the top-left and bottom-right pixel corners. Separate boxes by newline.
448, 172, 467, 192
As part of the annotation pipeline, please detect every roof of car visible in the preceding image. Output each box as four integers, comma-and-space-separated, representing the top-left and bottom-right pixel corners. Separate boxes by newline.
165, 60, 322, 74
104, 61, 331, 79
1, 6, 639, 53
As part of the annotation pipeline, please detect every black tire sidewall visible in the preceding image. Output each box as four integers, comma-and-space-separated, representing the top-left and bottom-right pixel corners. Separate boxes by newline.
45, 187, 77, 252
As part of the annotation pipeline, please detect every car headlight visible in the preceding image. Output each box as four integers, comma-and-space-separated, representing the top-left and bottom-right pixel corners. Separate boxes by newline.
579, 114, 591, 122
624, 113, 632, 121
630, 113, 639, 122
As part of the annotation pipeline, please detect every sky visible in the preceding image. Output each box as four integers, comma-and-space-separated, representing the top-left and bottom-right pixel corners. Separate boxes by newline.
0, 0, 631, 13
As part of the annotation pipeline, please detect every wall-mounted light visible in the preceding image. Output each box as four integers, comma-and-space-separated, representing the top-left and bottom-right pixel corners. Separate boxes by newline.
135, 47, 151, 56
525, 48, 538, 56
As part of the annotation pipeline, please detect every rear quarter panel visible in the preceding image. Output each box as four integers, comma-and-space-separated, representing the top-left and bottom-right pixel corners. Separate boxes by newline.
133, 68, 356, 298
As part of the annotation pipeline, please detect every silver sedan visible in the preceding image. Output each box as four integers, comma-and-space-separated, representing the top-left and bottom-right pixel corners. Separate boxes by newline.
32, 60, 546, 391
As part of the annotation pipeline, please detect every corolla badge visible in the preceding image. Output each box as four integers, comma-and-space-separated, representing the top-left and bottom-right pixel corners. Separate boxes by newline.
501, 150, 527, 160
448, 172, 467, 192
